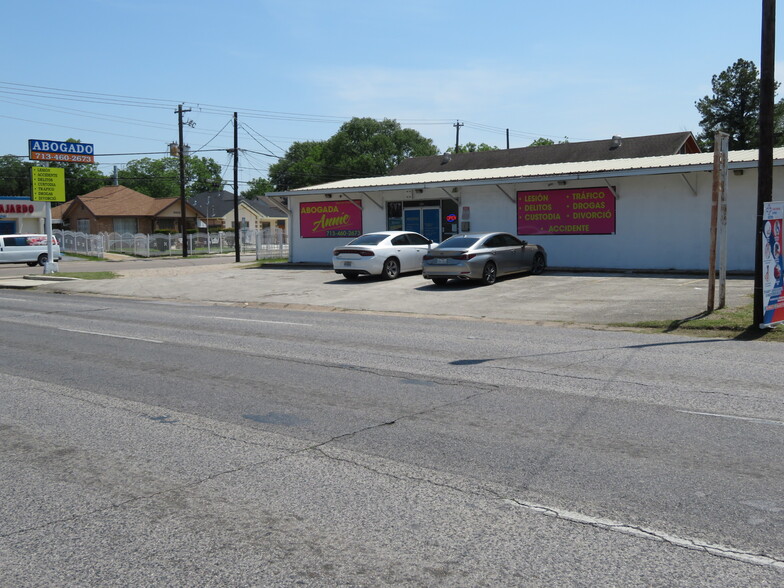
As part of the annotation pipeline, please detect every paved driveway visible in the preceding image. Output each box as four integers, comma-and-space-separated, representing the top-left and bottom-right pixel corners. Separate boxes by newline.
3, 255, 754, 325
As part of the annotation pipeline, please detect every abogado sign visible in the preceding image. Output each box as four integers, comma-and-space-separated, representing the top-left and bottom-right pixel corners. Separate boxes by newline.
28, 139, 95, 164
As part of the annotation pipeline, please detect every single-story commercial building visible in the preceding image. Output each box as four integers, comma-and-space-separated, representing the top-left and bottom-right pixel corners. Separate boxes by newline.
0, 197, 49, 234
269, 132, 784, 272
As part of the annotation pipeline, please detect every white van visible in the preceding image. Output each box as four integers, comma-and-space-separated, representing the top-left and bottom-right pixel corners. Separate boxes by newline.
0, 234, 62, 267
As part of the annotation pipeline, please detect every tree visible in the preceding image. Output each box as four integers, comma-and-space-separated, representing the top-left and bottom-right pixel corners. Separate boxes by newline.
695, 58, 784, 151
322, 118, 438, 180
448, 142, 498, 153
241, 177, 274, 199
118, 155, 224, 199
528, 137, 569, 147
268, 118, 438, 191
268, 141, 325, 192
0, 155, 33, 196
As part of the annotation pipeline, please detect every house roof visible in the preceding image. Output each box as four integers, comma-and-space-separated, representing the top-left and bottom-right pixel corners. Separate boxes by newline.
388, 132, 700, 176
269, 147, 784, 197
189, 190, 283, 218
52, 185, 198, 219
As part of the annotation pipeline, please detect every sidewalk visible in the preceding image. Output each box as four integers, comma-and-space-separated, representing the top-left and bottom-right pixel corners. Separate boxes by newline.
1, 259, 755, 326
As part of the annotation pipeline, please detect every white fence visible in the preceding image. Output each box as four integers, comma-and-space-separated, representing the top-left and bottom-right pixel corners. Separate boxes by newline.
55, 229, 289, 260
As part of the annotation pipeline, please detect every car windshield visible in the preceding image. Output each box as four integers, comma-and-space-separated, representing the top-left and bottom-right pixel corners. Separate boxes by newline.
348, 234, 387, 246
437, 237, 479, 249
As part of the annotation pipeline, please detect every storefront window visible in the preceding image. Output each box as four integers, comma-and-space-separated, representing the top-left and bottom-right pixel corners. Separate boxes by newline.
387, 201, 402, 231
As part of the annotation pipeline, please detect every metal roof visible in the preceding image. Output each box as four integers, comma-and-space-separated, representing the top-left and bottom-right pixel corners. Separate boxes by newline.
389, 131, 700, 175
269, 147, 784, 198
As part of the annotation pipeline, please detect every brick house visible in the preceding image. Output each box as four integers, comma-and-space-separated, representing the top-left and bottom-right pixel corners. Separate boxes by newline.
52, 185, 201, 234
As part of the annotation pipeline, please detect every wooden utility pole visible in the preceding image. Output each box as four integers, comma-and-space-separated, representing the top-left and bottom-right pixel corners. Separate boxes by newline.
176, 104, 192, 258
708, 132, 729, 312
453, 120, 464, 152
233, 112, 241, 262
754, 0, 776, 327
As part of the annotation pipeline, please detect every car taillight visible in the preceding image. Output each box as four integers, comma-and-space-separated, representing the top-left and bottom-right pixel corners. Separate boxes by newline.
423, 254, 433, 260
453, 253, 476, 260
333, 249, 375, 257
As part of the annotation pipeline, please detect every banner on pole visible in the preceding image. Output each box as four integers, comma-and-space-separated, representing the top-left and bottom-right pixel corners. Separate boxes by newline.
762, 201, 784, 328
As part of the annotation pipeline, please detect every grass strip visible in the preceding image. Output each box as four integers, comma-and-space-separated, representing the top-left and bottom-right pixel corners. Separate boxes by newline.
612, 303, 784, 342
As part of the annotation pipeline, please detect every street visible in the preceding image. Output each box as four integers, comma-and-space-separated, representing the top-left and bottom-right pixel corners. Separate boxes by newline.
1, 290, 782, 586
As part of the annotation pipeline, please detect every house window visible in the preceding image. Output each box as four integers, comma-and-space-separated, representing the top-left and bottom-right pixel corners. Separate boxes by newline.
156, 218, 177, 231
113, 218, 138, 234
76, 219, 90, 233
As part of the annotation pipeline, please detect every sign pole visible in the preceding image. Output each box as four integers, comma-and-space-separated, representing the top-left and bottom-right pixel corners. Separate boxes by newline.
44, 201, 57, 274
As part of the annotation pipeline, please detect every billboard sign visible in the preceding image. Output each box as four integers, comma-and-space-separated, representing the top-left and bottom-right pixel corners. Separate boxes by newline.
762, 201, 784, 328
300, 200, 362, 238
517, 187, 616, 235
28, 139, 95, 164
31, 167, 66, 202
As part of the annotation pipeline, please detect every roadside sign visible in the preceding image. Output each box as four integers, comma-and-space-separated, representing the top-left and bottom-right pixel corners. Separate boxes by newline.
31, 167, 66, 202
762, 201, 784, 328
28, 139, 95, 164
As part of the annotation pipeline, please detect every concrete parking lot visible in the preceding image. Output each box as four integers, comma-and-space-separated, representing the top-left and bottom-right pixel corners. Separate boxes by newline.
0, 255, 754, 325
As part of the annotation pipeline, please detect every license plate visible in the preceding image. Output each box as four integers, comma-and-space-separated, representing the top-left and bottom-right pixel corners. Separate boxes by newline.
435, 258, 448, 264
342, 261, 352, 267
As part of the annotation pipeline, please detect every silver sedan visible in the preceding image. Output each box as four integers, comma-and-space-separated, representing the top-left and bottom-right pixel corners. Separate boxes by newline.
422, 232, 546, 286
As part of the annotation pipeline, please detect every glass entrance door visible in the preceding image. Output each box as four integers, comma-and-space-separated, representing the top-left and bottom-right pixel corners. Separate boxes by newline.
403, 207, 440, 242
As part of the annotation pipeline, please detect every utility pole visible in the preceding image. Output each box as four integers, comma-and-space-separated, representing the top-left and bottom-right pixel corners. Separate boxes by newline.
754, 0, 776, 327
233, 112, 241, 263
506, 129, 510, 150
176, 104, 192, 258
453, 120, 464, 152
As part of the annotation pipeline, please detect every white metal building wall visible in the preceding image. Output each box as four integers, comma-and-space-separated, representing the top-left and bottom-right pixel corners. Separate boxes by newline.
287, 166, 783, 272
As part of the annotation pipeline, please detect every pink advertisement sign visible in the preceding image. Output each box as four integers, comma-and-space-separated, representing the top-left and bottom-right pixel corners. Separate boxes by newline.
762, 201, 784, 327
300, 200, 362, 238
517, 187, 616, 235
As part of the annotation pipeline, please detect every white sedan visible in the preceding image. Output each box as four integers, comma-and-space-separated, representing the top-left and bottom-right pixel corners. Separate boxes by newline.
332, 231, 436, 280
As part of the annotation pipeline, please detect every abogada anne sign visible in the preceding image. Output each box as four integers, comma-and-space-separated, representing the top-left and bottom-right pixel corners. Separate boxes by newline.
299, 200, 362, 238
28, 139, 95, 164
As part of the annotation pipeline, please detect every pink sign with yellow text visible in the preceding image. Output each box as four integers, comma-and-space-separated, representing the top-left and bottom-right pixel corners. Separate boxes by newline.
517, 187, 616, 235
300, 200, 362, 238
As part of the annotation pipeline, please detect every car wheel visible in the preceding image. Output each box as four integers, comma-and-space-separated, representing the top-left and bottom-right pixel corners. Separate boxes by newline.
381, 257, 400, 280
343, 272, 360, 281
432, 278, 449, 286
37, 253, 48, 266
531, 253, 546, 275
480, 261, 497, 286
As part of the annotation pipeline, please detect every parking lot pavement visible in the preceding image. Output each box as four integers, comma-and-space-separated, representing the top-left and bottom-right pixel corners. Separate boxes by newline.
6, 258, 754, 326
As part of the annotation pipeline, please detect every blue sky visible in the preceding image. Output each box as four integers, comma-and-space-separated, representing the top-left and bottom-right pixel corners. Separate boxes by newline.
2, 0, 781, 188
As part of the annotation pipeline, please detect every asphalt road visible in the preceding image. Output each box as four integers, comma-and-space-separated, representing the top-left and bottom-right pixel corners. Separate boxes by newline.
1, 291, 782, 586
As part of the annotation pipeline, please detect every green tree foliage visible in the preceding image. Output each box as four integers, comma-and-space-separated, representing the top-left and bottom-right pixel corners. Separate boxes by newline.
528, 137, 570, 147
695, 58, 784, 151
268, 118, 438, 191
0, 155, 33, 196
448, 142, 498, 153
241, 176, 274, 199
267, 141, 325, 192
118, 155, 224, 199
